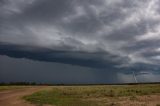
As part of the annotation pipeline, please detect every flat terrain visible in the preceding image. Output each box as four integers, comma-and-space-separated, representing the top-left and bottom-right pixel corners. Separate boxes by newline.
0, 86, 50, 106
0, 84, 160, 106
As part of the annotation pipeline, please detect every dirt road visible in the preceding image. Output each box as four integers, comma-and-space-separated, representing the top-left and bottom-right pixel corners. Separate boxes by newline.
0, 86, 49, 106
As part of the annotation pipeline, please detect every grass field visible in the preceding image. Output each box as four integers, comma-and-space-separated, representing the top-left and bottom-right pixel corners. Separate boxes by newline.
23, 84, 160, 106
0, 86, 26, 91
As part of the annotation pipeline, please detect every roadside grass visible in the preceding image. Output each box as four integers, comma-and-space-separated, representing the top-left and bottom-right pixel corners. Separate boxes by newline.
0, 86, 26, 91
24, 89, 97, 106
24, 84, 160, 106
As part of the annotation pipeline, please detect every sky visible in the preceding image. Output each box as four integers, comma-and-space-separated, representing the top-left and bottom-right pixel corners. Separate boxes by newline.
0, 0, 160, 84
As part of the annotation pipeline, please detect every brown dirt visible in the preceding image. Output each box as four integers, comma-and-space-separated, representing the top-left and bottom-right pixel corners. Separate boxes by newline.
121, 95, 160, 106
88, 94, 160, 106
0, 86, 51, 106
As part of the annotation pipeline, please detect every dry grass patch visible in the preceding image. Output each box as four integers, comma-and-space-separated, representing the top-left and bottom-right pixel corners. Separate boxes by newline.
24, 84, 160, 106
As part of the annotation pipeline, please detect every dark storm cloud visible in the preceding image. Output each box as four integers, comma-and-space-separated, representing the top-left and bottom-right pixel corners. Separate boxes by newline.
0, 42, 123, 69
1, 55, 159, 83
0, 0, 160, 83
0, 55, 120, 84
19, 0, 75, 23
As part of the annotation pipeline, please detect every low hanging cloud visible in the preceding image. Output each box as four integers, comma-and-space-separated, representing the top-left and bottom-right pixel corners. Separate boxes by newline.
0, 0, 160, 74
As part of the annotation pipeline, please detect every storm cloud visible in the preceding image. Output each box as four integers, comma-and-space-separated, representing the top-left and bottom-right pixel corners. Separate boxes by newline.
0, 0, 160, 83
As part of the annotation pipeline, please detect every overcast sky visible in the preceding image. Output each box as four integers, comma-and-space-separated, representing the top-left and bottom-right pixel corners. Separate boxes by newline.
0, 0, 160, 84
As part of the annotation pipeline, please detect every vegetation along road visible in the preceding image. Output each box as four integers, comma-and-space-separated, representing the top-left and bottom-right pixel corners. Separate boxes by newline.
0, 84, 160, 106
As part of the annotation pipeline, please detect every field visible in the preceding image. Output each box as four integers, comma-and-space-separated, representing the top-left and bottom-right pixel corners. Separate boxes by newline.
0, 86, 26, 91
24, 84, 160, 106
0, 84, 160, 106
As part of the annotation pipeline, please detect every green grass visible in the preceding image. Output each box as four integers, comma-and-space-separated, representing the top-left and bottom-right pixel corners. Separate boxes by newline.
24, 89, 97, 106
24, 84, 160, 106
